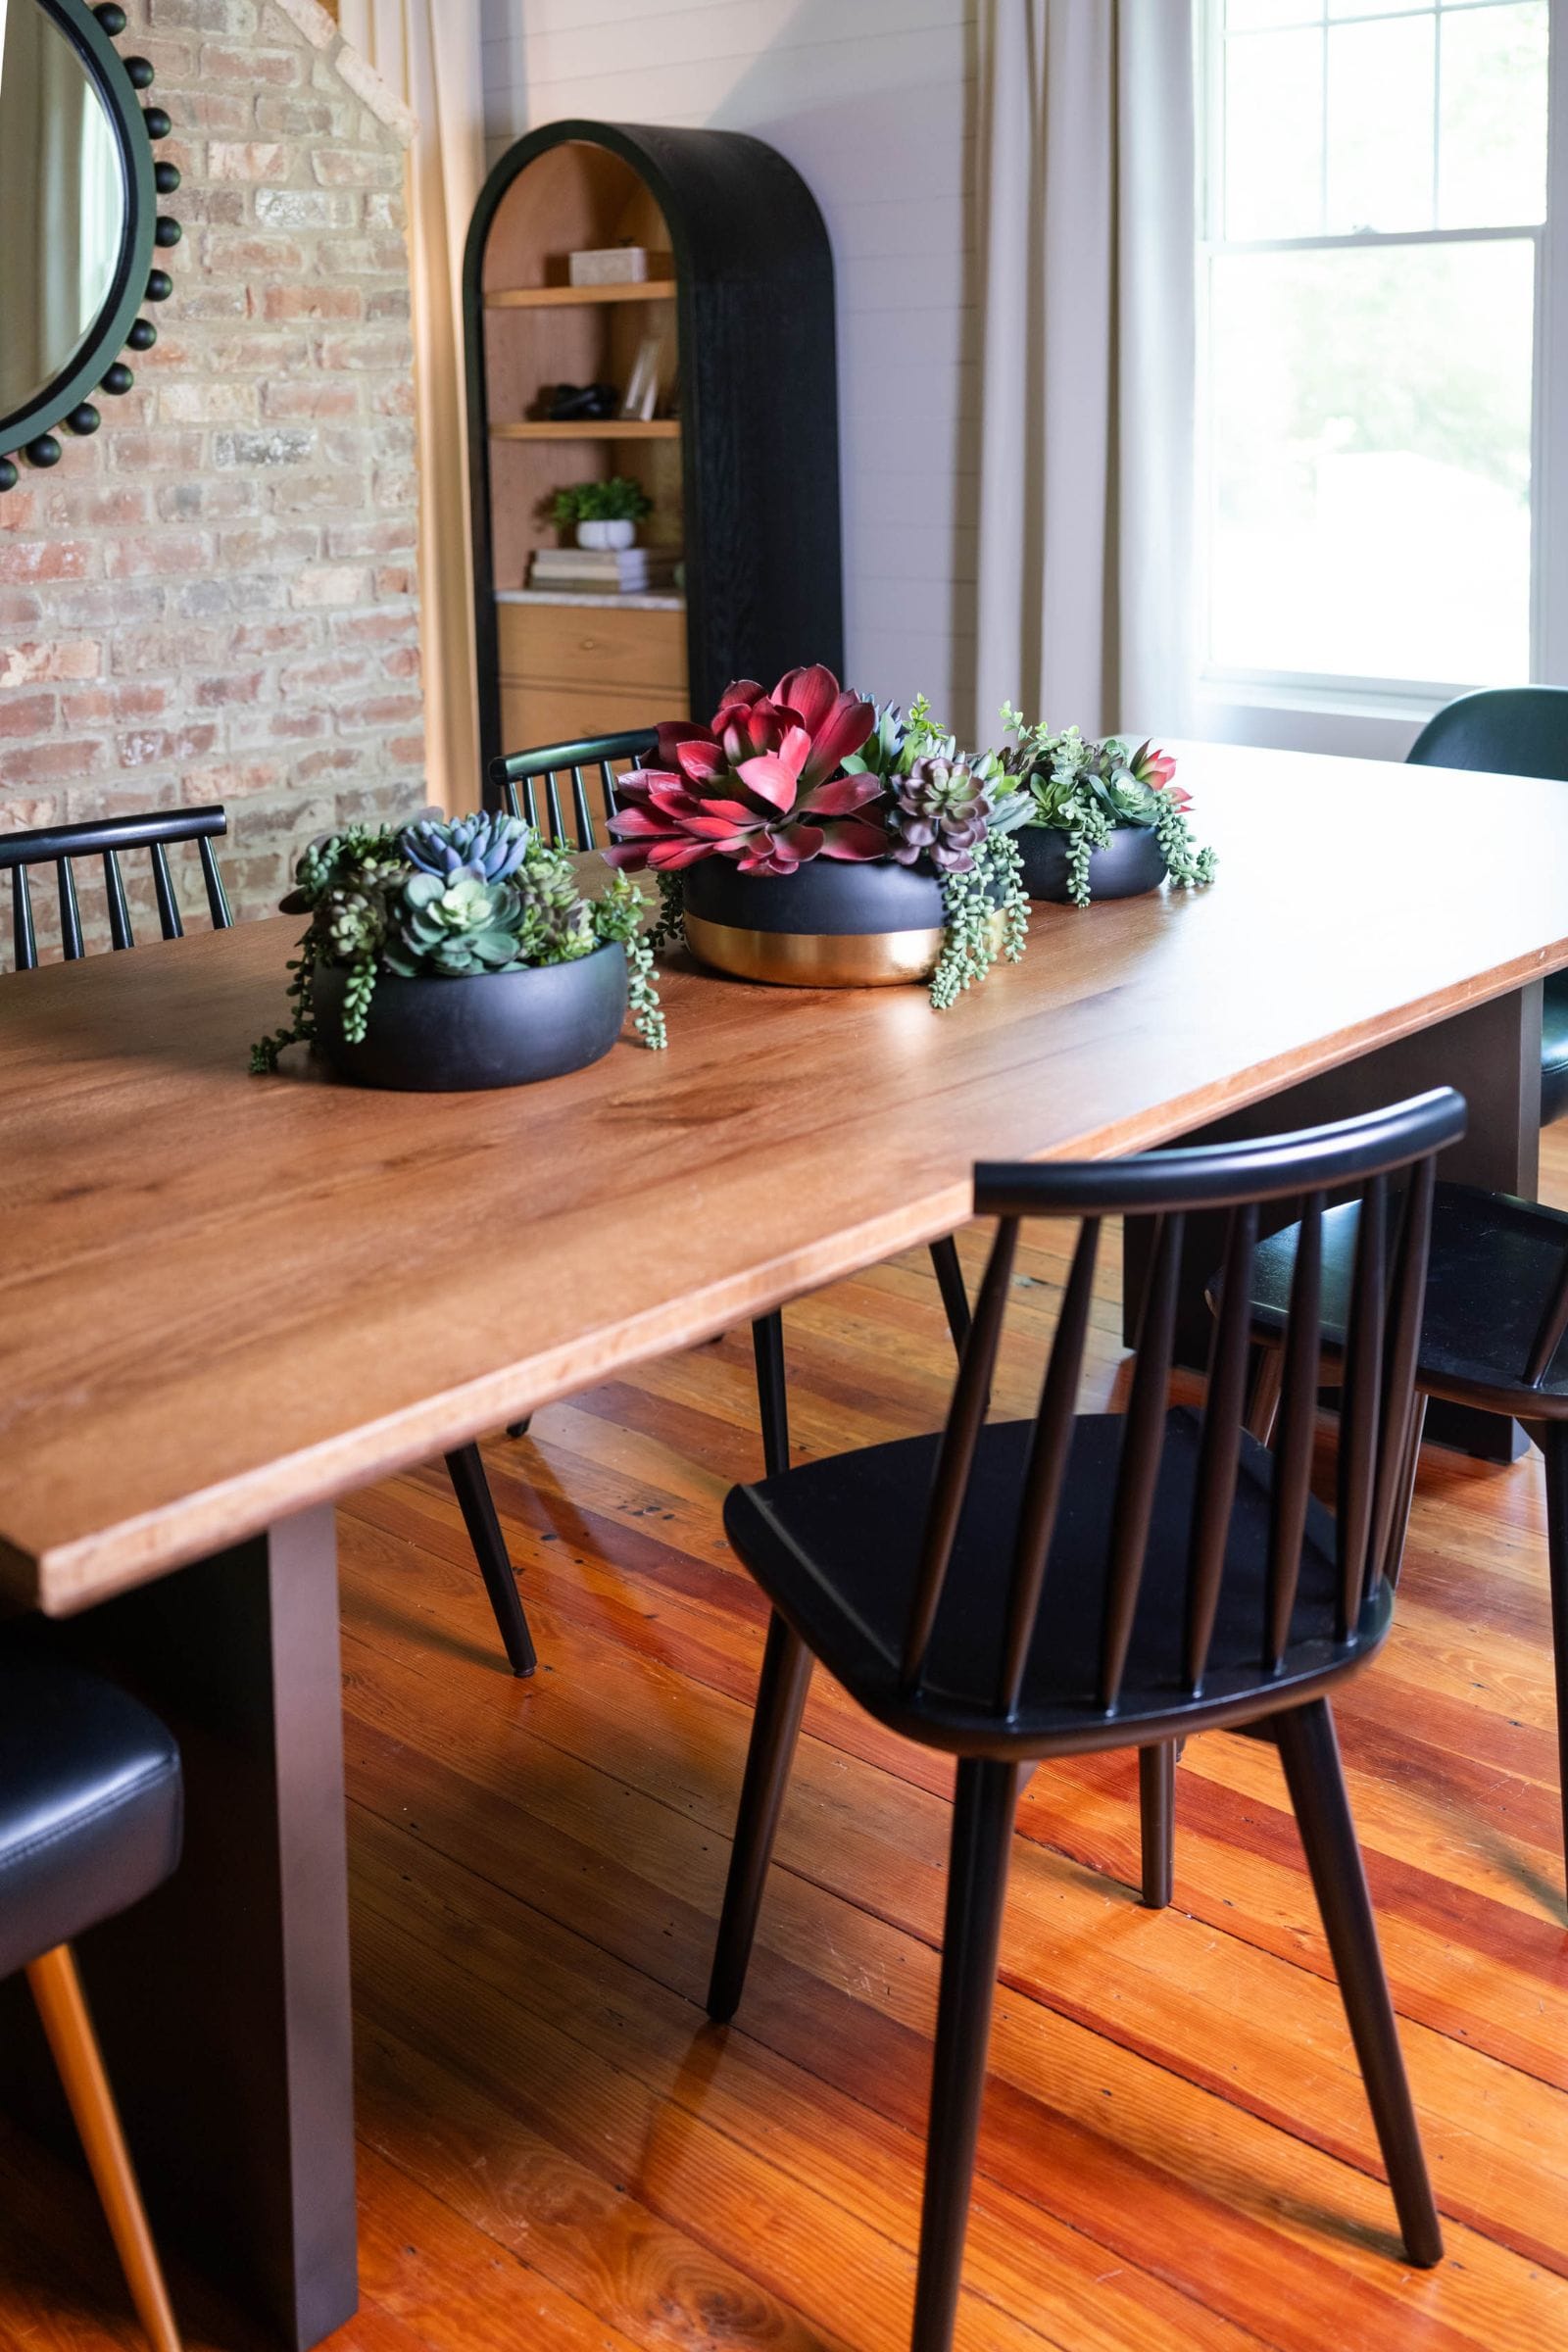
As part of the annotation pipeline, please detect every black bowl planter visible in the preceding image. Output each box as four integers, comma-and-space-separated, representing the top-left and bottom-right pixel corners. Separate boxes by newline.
310, 945, 629, 1091
1017, 823, 1168, 904
680, 856, 956, 987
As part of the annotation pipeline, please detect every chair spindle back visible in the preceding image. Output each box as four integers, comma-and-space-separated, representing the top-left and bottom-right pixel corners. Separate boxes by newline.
1, 807, 231, 973
491, 728, 659, 852
902, 1091, 1464, 1722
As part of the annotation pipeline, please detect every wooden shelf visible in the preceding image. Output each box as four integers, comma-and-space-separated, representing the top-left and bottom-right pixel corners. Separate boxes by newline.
489, 419, 680, 441
485, 280, 679, 309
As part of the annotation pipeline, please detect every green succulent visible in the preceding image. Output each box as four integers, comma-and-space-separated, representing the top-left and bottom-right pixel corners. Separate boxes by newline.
384, 867, 529, 977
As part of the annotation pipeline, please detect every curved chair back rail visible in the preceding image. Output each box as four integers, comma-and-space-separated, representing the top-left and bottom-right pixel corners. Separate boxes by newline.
1407, 685, 1568, 780
491, 726, 658, 852
907, 1087, 1468, 1734
0, 805, 231, 971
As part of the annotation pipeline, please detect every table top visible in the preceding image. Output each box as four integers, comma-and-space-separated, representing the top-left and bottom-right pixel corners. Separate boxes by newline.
5, 741, 1568, 1613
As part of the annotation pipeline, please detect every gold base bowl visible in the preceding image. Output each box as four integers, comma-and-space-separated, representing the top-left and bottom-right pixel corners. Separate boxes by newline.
679, 858, 952, 989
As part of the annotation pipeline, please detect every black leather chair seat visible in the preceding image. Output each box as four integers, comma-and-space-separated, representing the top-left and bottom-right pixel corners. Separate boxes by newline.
725, 1408, 1359, 1751
0, 1642, 182, 1983
1544, 973, 1568, 1128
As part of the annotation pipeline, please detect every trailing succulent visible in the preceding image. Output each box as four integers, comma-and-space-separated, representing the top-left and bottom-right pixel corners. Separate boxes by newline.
998, 707, 1217, 908
604, 669, 1029, 1009
249, 810, 665, 1072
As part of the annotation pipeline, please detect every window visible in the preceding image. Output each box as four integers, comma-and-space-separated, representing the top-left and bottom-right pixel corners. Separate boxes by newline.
1198, 0, 1551, 707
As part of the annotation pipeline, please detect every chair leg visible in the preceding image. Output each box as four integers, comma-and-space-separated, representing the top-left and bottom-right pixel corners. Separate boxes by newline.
911, 1756, 1021, 2352
928, 1235, 971, 1358
26, 1944, 182, 2352
751, 1310, 790, 1480
506, 1418, 532, 1440
707, 1611, 813, 2023
1138, 1743, 1175, 1908
444, 1443, 537, 1678
1273, 1699, 1443, 2267
1541, 1422, 1568, 1895
1246, 1341, 1284, 1444
1383, 1394, 1428, 1592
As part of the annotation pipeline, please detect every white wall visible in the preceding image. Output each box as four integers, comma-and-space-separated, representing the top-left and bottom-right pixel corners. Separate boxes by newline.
479, 0, 981, 737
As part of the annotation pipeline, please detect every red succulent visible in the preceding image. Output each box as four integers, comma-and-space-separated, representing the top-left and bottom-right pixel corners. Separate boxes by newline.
1129, 741, 1189, 808
606, 663, 888, 875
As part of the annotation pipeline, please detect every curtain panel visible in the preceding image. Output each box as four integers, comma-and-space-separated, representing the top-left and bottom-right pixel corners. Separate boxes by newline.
973, 0, 1196, 742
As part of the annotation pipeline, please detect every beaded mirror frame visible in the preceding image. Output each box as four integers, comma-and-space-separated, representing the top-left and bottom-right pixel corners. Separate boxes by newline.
0, 0, 180, 496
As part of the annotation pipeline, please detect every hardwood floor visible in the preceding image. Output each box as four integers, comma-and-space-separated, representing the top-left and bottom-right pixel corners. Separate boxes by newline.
6, 1152, 1568, 2351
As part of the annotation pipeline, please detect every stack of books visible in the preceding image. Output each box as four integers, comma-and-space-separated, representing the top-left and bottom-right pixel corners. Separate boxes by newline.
528, 546, 681, 595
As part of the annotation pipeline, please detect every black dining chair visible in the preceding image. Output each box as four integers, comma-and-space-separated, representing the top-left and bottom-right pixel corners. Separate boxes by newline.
492, 731, 976, 1478
1, 1631, 185, 2352
1407, 687, 1568, 1124
706, 1090, 1462, 2352
0, 808, 539, 1679
1205, 1176, 1568, 1904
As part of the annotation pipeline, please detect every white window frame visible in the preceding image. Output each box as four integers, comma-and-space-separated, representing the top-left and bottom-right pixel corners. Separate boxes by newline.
1193, 0, 1568, 760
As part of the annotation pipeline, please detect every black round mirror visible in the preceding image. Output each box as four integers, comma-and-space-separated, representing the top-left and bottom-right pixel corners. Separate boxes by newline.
0, 0, 179, 494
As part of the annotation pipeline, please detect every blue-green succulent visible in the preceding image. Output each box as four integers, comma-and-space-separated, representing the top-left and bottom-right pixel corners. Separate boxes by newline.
399, 809, 532, 884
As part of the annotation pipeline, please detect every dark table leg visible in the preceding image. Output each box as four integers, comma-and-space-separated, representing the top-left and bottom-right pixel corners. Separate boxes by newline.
0, 1507, 357, 2350
1125, 983, 1543, 1462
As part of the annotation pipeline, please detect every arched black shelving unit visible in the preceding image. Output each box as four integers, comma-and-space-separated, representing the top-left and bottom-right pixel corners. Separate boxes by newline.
465, 119, 844, 790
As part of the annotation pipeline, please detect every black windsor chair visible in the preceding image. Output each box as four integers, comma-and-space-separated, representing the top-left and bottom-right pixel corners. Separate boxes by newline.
0, 808, 540, 1680
705, 1089, 1463, 2352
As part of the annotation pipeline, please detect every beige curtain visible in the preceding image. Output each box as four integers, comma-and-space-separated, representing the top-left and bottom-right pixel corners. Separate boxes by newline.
973, 0, 1197, 742
339, 0, 485, 810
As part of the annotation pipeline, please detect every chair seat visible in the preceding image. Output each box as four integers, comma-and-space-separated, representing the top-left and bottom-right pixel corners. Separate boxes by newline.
1245, 1181, 1568, 1419
0, 1641, 182, 1983
1544, 972, 1568, 1127
724, 1409, 1377, 1753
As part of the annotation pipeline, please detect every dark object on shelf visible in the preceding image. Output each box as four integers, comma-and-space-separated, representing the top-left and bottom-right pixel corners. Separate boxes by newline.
682, 852, 950, 988
310, 943, 629, 1093
1016, 821, 1168, 903
1407, 686, 1568, 1125
708, 1088, 1462, 2351
0, 1628, 184, 2351
0, 0, 177, 493
467, 120, 844, 776
1208, 1171, 1568, 1905
542, 380, 619, 420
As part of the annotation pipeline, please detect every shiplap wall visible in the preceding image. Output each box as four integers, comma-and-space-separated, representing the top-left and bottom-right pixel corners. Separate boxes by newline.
478, 0, 980, 738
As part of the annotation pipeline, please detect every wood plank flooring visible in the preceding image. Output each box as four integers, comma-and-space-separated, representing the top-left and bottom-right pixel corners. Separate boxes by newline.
6, 1147, 1568, 2351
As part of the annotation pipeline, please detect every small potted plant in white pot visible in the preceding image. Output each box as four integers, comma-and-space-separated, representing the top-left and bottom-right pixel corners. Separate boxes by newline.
548, 474, 654, 552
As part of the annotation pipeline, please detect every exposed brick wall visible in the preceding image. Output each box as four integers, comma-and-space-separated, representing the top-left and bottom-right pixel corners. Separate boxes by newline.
0, 0, 423, 947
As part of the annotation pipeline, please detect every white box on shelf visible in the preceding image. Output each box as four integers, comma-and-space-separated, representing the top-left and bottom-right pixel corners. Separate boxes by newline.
567, 246, 648, 286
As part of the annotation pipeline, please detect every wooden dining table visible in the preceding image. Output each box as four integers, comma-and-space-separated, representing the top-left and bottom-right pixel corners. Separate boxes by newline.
1, 740, 1565, 2350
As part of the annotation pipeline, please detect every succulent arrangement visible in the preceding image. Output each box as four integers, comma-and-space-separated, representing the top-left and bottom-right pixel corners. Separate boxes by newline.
998, 708, 1217, 907
605, 668, 1030, 1009
250, 809, 665, 1073
547, 475, 654, 529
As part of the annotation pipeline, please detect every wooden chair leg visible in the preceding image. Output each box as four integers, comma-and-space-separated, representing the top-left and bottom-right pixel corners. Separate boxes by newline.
1541, 1421, 1568, 1894
928, 1235, 971, 1358
708, 1611, 813, 2023
1246, 1341, 1284, 1444
911, 1756, 1021, 2352
444, 1443, 537, 1678
1273, 1700, 1443, 2267
1139, 1743, 1175, 1908
751, 1311, 790, 1480
26, 1945, 182, 2352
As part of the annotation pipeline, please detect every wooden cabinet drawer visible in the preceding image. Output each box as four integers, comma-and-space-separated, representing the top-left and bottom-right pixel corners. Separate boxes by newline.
497, 601, 686, 694
499, 681, 687, 761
